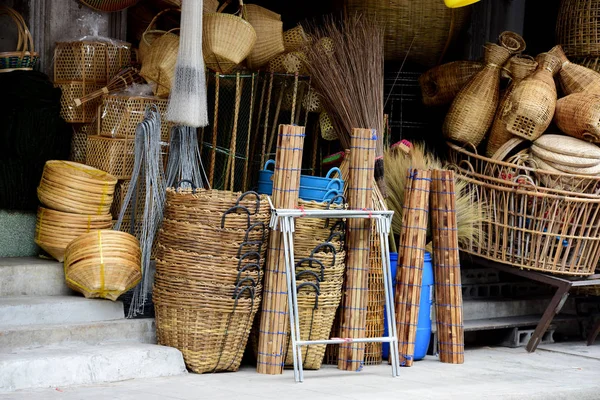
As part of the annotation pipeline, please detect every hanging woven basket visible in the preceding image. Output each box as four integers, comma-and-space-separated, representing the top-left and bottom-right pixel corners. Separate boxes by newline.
80, 0, 141, 12
0, 6, 38, 72
139, 8, 181, 64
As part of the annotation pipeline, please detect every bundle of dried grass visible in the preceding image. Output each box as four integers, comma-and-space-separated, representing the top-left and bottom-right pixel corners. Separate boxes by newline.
384, 143, 481, 248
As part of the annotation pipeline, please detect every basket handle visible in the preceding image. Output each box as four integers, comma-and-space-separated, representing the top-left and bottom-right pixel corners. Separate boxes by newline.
238, 263, 261, 283
310, 242, 337, 267
144, 8, 181, 35
296, 282, 320, 309
243, 221, 267, 245
295, 270, 322, 283
326, 232, 345, 252
236, 276, 257, 289
217, 0, 244, 14
0, 6, 34, 53
295, 257, 326, 279
235, 191, 261, 215
237, 251, 261, 269
221, 205, 251, 229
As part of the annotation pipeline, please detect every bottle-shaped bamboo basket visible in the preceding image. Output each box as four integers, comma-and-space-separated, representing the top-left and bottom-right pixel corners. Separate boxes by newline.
555, 92, 600, 142
549, 45, 600, 95
504, 52, 561, 142
486, 55, 538, 157
443, 43, 511, 146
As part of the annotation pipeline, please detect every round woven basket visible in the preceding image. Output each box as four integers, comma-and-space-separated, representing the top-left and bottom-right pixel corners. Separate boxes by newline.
80, 0, 140, 12
139, 9, 181, 64
139, 28, 179, 98
243, 4, 285, 69
165, 188, 271, 217
64, 230, 141, 301
37, 161, 117, 215
0, 6, 38, 72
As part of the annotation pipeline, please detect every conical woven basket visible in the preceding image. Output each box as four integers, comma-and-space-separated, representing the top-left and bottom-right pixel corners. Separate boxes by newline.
505, 52, 561, 141
419, 61, 483, 106
443, 43, 511, 146
283, 25, 310, 52
555, 92, 600, 143
549, 45, 600, 95
243, 4, 285, 69
486, 55, 538, 156
64, 230, 141, 301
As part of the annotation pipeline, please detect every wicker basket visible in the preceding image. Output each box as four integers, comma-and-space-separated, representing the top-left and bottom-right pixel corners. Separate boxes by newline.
139, 8, 181, 64
448, 142, 600, 276
556, 0, 600, 57
320, 112, 337, 141
549, 45, 600, 95
80, 0, 140, 12
56, 82, 104, 123
243, 4, 285, 69
37, 160, 117, 215
85, 135, 135, 180
139, 30, 179, 98
54, 41, 131, 84
498, 31, 526, 54
69, 123, 96, 164
99, 93, 170, 141
419, 61, 483, 107
0, 6, 38, 72
283, 25, 310, 52
64, 230, 142, 300
165, 188, 271, 216
555, 93, 600, 143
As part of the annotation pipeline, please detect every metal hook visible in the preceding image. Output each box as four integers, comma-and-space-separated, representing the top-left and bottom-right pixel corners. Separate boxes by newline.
221, 205, 251, 229
235, 191, 261, 215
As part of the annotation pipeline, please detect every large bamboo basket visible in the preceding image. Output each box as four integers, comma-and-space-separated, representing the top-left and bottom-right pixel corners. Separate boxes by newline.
556, 0, 600, 57
165, 188, 271, 216
56, 82, 104, 123
139, 29, 179, 98
549, 45, 600, 95
37, 161, 117, 215
448, 142, 600, 276
54, 41, 131, 84
243, 4, 285, 69
555, 93, 600, 143
64, 230, 142, 300
419, 61, 483, 106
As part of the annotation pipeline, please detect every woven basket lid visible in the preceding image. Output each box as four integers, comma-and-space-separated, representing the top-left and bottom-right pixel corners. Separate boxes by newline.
534, 134, 600, 159
531, 144, 600, 168
490, 137, 527, 162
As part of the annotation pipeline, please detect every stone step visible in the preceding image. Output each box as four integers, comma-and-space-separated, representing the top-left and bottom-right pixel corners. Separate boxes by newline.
0, 343, 187, 392
0, 296, 124, 326
463, 298, 554, 320
0, 319, 156, 351
0, 257, 72, 297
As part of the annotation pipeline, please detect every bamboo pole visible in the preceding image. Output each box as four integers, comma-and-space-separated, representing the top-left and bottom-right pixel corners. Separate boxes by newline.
257, 124, 305, 374
431, 170, 464, 364
395, 169, 431, 367
338, 128, 376, 371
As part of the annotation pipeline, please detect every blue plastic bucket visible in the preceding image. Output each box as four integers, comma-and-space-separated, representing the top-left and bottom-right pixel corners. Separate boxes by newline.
257, 160, 275, 195
383, 252, 433, 362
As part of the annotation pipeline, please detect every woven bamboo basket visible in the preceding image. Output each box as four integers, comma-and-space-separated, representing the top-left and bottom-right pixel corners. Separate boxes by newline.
85, 135, 135, 180
283, 25, 310, 52
320, 112, 337, 141
203, 2, 257, 73
54, 41, 131, 84
165, 188, 271, 216
486, 55, 538, 157
56, 82, 104, 123
80, 0, 140, 12
64, 230, 142, 300
556, 0, 600, 57
160, 218, 268, 247
302, 89, 323, 113
69, 123, 96, 164
139, 8, 181, 64
243, 4, 285, 69
504, 53, 561, 141
164, 204, 271, 229
443, 43, 511, 146
99, 93, 170, 141
549, 45, 600, 95
344, 0, 470, 66
139, 29, 179, 98
573, 56, 600, 74
448, 143, 600, 276
419, 61, 483, 106
37, 160, 117, 215
0, 6, 38, 72
35, 207, 112, 262
555, 93, 600, 143
498, 31, 526, 54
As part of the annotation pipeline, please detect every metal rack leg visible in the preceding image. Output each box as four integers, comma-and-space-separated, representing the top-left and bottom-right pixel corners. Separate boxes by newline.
281, 217, 299, 382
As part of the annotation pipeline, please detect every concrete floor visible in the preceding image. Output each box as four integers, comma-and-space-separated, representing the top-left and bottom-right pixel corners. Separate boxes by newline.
1, 345, 599, 400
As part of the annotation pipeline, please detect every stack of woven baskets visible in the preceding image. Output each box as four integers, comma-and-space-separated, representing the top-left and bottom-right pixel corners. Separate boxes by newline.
154, 188, 270, 373
282, 197, 346, 370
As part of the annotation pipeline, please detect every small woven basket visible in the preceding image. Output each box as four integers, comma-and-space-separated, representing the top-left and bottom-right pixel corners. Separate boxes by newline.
283, 25, 310, 52
555, 92, 600, 142
320, 112, 337, 141
56, 82, 104, 123
139, 8, 181, 63
243, 3, 285, 69
139, 29, 179, 98
0, 6, 38, 72
64, 230, 142, 301
54, 41, 131, 84
69, 123, 96, 164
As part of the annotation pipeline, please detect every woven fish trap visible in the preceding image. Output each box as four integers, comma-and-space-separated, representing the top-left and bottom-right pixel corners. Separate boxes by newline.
99, 94, 171, 141
64, 230, 142, 300
69, 123, 96, 164
283, 25, 310, 52
153, 286, 261, 373
284, 289, 343, 370
419, 61, 483, 107
556, 0, 600, 57
165, 188, 271, 216
320, 112, 337, 141
555, 92, 600, 142
54, 41, 131, 84
243, 4, 285, 69
498, 31, 526, 54
573, 55, 600, 74
549, 45, 600, 95
56, 82, 104, 123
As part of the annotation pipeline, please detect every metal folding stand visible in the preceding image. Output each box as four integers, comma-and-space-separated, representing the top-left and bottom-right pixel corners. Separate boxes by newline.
270, 208, 400, 383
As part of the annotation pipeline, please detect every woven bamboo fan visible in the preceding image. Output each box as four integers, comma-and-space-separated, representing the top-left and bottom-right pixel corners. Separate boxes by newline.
549, 45, 600, 95
0, 6, 38, 72
64, 230, 142, 301
139, 29, 179, 98
203, 1, 257, 73
443, 43, 511, 146
139, 8, 181, 64
54, 41, 131, 84
555, 93, 600, 142
556, 0, 600, 57
243, 4, 285, 69
80, 0, 140, 12
419, 61, 483, 106
505, 52, 561, 141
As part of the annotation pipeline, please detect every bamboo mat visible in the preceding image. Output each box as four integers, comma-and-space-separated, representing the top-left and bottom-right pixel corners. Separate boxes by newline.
338, 128, 376, 371
256, 124, 305, 374
395, 169, 431, 367
431, 170, 464, 364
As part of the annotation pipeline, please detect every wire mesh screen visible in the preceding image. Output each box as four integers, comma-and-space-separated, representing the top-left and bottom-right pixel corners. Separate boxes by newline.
200, 72, 259, 192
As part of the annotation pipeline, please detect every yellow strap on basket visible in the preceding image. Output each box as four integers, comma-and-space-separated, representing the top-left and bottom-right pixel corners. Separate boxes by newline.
97, 183, 109, 215
58, 160, 108, 178
98, 230, 106, 298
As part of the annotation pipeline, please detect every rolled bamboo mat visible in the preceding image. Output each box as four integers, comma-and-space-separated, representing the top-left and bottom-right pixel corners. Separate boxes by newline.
431, 169, 464, 364
395, 169, 431, 367
338, 128, 376, 372
257, 124, 305, 375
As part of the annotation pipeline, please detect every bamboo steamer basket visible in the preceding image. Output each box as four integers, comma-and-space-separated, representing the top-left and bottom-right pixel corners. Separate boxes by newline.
486, 55, 538, 156
504, 52, 561, 141
243, 4, 285, 69
139, 29, 179, 98
64, 230, 142, 301
548, 45, 600, 95
556, 0, 600, 57
419, 61, 483, 106
203, 0, 257, 73
443, 43, 511, 146
37, 161, 117, 215
344, 0, 471, 66
555, 93, 600, 143
139, 8, 180, 64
